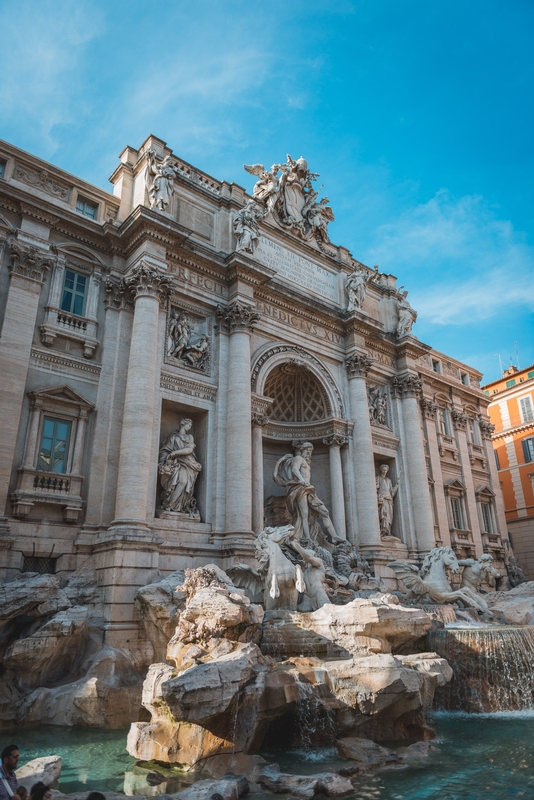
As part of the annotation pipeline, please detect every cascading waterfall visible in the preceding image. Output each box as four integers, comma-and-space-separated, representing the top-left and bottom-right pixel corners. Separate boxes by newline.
428, 625, 534, 713
293, 671, 337, 751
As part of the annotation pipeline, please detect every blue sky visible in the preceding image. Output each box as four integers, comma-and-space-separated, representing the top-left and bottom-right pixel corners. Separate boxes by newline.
2, 0, 533, 382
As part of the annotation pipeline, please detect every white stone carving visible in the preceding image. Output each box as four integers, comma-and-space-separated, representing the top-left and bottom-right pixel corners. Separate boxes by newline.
388, 546, 490, 612
396, 287, 417, 337
233, 200, 266, 254
332, 540, 384, 591
376, 463, 399, 537
459, 554, 500, 593
368, 385, 388, 426
345, 263, 378, 311
167, 309, 210, 371
158, 419, 202, 519
244, 155, 334, 242
146, 150, 179, 211
255, 525, 305, 610
273, 441, 340, 543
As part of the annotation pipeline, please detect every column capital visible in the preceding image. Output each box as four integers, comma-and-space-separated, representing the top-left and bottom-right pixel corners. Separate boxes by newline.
451, 408, 468, 431
123, 262, 174, 305
216, 300, 261, 333
391, 374, 423, 398
420, 397, 438, 420
345, 352, 373, 378
251, 412, 269, 428
104, 278, 133, 311
479, 419, 495, 440
323, 434, 347, 448
9, 241, 54, 284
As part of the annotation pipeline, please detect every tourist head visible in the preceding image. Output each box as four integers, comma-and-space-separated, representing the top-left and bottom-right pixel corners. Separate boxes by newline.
15, 788, 27, 800
29, 783, 51, 800
86, 792, 106, 800
1, 744, 20, 772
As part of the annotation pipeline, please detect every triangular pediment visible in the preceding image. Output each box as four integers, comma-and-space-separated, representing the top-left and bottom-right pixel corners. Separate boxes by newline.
28, 384, 94, 409
475, 485, 495, 499
445, 478, 467, 492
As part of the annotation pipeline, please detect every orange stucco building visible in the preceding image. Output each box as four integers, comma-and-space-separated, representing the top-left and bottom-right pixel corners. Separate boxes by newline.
482, 364, 534, 578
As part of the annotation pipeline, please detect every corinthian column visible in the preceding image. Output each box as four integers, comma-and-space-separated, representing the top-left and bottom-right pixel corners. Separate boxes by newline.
251, 412, 269, 534
323, 435, 347, 540
0, 242, 53, 518
345, 353, 382, 549
395, 375, 435, 552
112, 263, 174, 528
217, 301, 260, 536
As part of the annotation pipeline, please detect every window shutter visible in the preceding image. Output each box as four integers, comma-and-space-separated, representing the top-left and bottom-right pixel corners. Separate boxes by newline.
523, 439, 533, 463
520, 396, 534, 422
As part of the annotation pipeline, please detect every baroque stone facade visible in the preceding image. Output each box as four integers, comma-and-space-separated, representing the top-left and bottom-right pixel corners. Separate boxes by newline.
0, 135, 506, 655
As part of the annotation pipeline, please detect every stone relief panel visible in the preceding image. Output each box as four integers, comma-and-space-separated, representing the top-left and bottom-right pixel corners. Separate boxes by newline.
166, 306, 211, 374
367, 384, 390, 428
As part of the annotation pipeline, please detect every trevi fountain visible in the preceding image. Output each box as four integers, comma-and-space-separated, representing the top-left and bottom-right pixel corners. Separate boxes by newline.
0, 139, 532, 799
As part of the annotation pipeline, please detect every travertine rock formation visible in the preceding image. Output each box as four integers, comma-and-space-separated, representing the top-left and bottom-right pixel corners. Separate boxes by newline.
128, 565, 451, 774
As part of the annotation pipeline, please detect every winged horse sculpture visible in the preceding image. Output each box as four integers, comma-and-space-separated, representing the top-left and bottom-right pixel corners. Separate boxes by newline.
388, 546, 489, 613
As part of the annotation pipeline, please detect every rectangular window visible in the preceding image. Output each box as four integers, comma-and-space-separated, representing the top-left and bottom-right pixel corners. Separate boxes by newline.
23, 555, 57, 575
37, 417, 71, 474
60, 269, 88, 316
432, 360, 441, 373
495, 449, 500, 470
506, 379, 516, 388
76, 197, 98, 220
528, 371, 534, 380
461, 373, 470, 386
451, 497, 464, 529
469, 419, 480, 444
481, 503, 493, 533
522, 437, 534, 464
0, 160, 6, 179
439, 409, 450, 436
519, 396, 534, 423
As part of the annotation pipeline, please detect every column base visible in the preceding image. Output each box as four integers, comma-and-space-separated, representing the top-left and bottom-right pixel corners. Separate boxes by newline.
211, 531, 256, 566
101, 522, 163, 545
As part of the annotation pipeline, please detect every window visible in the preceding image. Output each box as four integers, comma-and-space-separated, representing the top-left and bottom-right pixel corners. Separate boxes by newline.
519, 396, 534, 423
522, 437, 534, 464
37, 417, 71, 474
451, 497, 464, 529
461, 373, 470, 386
439, 409, 450, 436
23, 555, 57, 575
528, 371, 534, 380
483, 390, 490, 396
506, 379, 516, 388
0, 160, 6, 179
432, 359, 441, 374
494, 449, 500, 470
60, 269, 88, 316
480, 503, 493, 533
469, 418, 480, 444
76, 197, 98, 220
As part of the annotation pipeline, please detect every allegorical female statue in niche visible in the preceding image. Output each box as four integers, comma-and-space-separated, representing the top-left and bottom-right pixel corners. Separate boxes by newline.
158, 419, 201, 519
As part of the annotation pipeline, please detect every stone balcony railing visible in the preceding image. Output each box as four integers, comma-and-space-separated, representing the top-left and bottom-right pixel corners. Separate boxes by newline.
11, 468, 83, 522
450, 528, 476, 557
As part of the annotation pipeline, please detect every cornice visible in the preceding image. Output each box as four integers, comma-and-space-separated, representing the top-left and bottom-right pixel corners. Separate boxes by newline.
491, 420, 534, 441
225, 254, 277, 287
343, 310, 385, 338
160, 371, 217, 402
117, 206, 191, 257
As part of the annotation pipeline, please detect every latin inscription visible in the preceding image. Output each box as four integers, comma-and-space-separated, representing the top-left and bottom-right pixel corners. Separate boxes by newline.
255, 236, 338, 303
173, 264, 226, 298
256, 300, 343, 344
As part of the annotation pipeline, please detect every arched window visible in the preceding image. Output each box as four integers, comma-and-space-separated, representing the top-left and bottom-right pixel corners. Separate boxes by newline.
264, 362, 330, 423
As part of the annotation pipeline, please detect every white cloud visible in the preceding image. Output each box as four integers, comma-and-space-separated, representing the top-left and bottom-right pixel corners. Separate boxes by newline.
366, 189, 534, 325
0, 1, 103, 147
